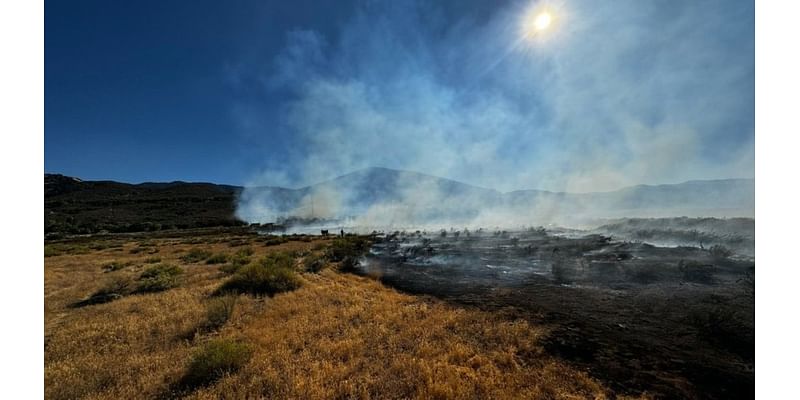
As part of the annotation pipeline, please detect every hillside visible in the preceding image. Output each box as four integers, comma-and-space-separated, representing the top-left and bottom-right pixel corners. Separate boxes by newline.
46, 169, 755, 234
45, 174, 245, 235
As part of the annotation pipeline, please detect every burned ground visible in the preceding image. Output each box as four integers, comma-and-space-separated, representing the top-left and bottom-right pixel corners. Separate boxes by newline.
357, 229, 755, 399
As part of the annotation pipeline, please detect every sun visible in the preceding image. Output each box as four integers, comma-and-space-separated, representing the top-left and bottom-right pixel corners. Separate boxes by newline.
533, 12, 552, 31
521, 6, 559, 40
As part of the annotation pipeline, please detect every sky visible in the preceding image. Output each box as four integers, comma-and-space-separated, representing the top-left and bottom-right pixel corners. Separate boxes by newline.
45, 0, 754, 192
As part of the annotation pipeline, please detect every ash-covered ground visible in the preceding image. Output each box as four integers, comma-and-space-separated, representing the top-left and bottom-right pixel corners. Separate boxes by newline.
357, 226, 754, 399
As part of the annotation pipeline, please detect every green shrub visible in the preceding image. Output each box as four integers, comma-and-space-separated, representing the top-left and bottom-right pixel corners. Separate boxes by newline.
144, 257, 162, 264
219, 263, 240, 275
130, 245, 159, 255
204, 294, 238, 331
220, 253, 251, 275
102, 260, 134, 272
44, 245, 62, 257
181, 339, 252, 389
260, 252, 295, 270
45, 243, 90, 257
218, 255, 300, 296
74, 276, 132, 307
235, 247, 254, 257
227, 239, 250, 247
326, 237, 371, 262
137, 264, 183, 293
206, 253, 229, 265
303, 253, 327, 273
263, 236, 288, 246
180, 248, 213, 263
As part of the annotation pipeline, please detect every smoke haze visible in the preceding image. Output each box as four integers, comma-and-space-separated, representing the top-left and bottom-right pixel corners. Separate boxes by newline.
233, 0, 754, 226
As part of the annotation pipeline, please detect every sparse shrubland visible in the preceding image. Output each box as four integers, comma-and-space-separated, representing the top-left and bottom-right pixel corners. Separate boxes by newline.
45, 232, 660, 399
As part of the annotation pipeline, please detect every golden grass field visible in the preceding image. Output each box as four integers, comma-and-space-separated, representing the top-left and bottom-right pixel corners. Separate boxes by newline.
44, 232, 647, 399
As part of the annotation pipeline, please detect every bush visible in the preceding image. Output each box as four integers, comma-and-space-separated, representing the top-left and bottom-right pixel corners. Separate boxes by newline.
220, 251, 252, 274
206, 253, 229, 265
263, 236, 288, 246
227, 239, 250, 247
709, 244, 733, 260
303, 252, 327, 273
180, 248, 213, 263
74, 276, 132, 307
44, 243, 90, 257
144, 257, 162, 264
137, 264, 183, 293
44, 245, 62, 257
181, 339, 252, 389
102, 260, 134, 272
235, 247, 254, 257
260, 251, 295, 270
130, 245, 159, 255
218, 255, 300, 296
204, 294, 237, 331
219, 263, 240, 275
326, 237, 371, 262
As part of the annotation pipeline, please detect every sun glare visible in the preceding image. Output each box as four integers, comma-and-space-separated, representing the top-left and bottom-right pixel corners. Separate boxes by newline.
534, 12, 552, 31
521, 5, 559, 41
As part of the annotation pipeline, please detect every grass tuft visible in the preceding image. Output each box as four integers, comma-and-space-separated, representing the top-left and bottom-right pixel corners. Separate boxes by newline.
326, 237, 371, 262
218, 253, 300, 296
205, 253, 229, 265
204, 294, 238, 331
180, 339, 252, 389
180, 248, 213, 263
303, 252, 327, 273
102, 260, 134, 272
136, 264, 183, 293
73, 276, 132, 307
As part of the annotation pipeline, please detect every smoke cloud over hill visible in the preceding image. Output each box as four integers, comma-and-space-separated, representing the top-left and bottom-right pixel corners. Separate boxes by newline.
234, 0, 754, 226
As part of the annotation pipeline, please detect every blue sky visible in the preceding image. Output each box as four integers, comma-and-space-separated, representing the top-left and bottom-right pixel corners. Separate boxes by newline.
45, 0, 753, 192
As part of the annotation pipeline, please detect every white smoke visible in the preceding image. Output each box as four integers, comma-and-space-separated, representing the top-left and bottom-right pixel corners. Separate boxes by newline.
233, 0, 754, 227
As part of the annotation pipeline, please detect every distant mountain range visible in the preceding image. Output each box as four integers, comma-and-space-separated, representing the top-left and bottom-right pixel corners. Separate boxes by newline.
237, 167, 755, 224
45, 168, 755, 234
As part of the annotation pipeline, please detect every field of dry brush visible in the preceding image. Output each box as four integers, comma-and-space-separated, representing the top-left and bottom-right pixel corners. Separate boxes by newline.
44, 230, 636, 399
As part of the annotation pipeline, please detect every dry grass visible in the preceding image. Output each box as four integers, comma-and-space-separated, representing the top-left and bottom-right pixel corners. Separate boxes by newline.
44, 233, 635, 399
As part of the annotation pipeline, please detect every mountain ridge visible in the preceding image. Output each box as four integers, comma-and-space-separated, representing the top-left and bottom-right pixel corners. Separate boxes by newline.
46, 168, 755, 233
